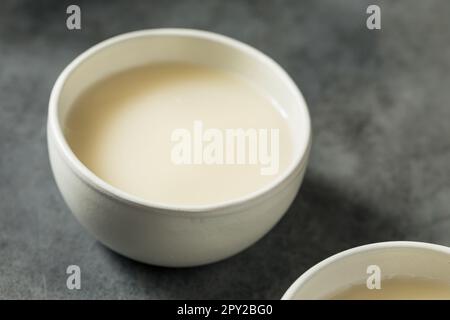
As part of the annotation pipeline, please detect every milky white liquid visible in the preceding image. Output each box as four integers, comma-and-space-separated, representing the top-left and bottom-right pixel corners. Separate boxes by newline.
64, 63, 293, 206
328, 277, 450, 300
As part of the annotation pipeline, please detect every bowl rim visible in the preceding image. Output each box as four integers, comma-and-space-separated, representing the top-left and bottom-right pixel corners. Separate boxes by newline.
48, 28, 312, 215
281, 241, 450, 299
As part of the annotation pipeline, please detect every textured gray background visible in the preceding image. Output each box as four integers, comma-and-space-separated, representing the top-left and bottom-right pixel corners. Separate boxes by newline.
1, 0, 449, 299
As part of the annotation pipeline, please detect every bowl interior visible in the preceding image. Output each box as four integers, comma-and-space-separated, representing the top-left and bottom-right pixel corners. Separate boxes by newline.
52, 30, 310, 210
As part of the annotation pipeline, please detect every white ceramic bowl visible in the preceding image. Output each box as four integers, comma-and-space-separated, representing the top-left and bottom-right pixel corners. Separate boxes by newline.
282, 241, 450, 299
47, 29, 311, 267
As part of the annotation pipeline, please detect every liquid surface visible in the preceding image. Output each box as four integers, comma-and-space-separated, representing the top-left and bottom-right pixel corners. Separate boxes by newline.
65, 63, 293, 206
329, 277, 450, 300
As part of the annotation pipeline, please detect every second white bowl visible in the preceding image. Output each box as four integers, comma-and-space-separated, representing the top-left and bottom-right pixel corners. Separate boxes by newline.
282, 241, 450, 299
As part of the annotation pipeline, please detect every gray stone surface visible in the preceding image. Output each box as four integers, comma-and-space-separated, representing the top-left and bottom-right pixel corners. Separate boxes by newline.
0, 0, 449, 299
